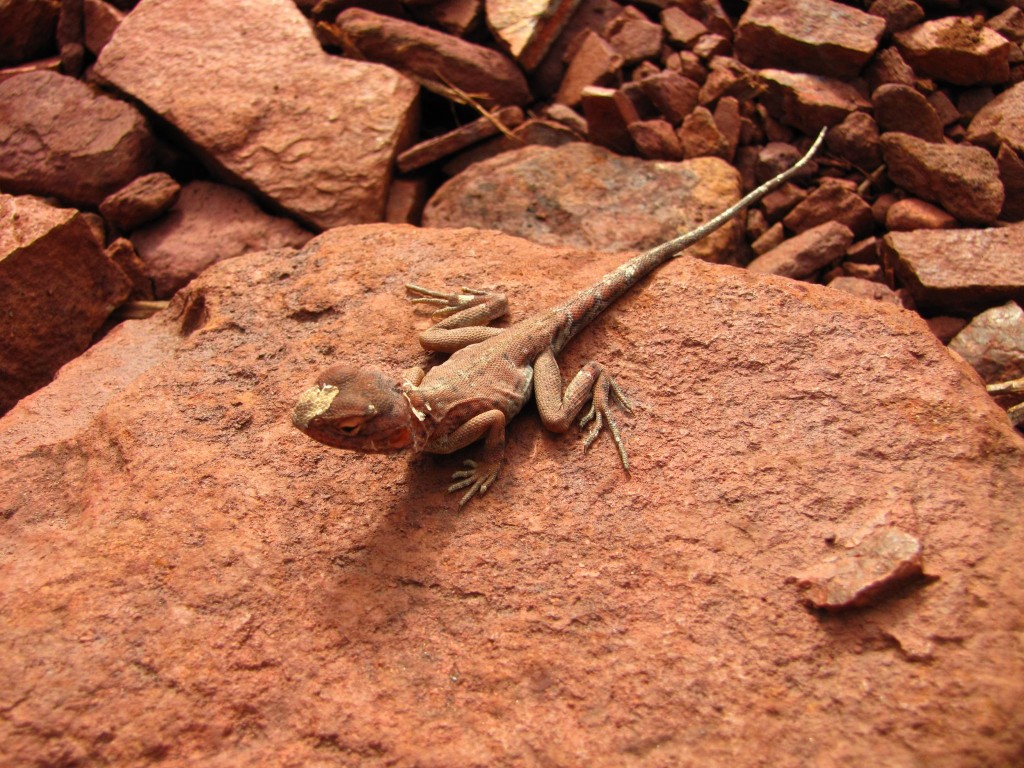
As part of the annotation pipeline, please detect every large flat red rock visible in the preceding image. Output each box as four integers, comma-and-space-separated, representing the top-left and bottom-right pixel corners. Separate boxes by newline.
94, 0, 418, 230
1, 225, 1022, 764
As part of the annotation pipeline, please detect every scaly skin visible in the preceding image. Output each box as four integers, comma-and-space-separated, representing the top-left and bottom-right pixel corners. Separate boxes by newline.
293, 129, 827, 506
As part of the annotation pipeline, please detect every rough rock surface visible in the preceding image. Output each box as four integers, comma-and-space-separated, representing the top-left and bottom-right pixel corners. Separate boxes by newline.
747, 221, 854, 279
880, 131, 1004, 225
0, 70, 154, 208
99, 171, 181, 233
95, 0, 419, 230
882, 224, 1024, 314
894, 16, 1012, 86
871, 83, 944, 143
1, 225, 1022, 765
967, 81, 1024, 155
131, 181, 313, 298
486, 0, 581, 71
422, 143, 744, 262
948, 300, 1024, 384
735, 0, 885, 79
758, 69, 872, 135
331, 7, 530, 107
0, 194, 131, 414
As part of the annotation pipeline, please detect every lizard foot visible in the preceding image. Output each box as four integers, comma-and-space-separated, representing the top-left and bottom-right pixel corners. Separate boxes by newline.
406, 284, 494, 319
580, 371, 633, 471
448, 458, 501, 507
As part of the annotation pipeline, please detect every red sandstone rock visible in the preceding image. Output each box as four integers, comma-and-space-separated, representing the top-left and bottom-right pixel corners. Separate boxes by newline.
554, 29, 623, 106
1, 224, 1022, 764
580, 85, 635, 154
866, 0, 923, 36
486, 0, 581, 70
881, 132, 1004, 225
331, 8, 529, 106
131, 181, 312, 297
967, 81, 1024, 155
826, 111, 883, 170
678, 105, 729, 159
97, 0, 418, 230
783, 179, 873, 239
759, 68, 871, 135
948, 300, 1024, 384
827, 275, 903, 306
988, 6, 1024, 45
441, 118, 582, 176
661, 6, 707, 48
396, 106, 525, 173
882, 224, 1024, 314
747, 221, 854, 279
691, 32, 730, 60
411, 0, 482, 37
734, 0, 885, 79
0, 70, 154, 208
83, 0, 123, 56
927, 90, 960, 127
603, 5, 663, 65
885, 197, 957, 231
699, 55, 757, 104
423, 143, 743, 262
866, 45, 916, 91
0, 0, 59, 66
756, 144, 815, 187
926, 315, 968, 343
793, 524, 924, 611
872, 83, 944, 142
895, 17, 1013, 87
712, 96, 741, 160
629, 118, 684, 160
385, 177, 428, 225
996, 144, 1024, 222
104, 236, 153, 300
99, 172, 181, 233
0, 194, 131, 413
531, 0, 624, 98
750, 221, 784, 255
639, 70, 700, 124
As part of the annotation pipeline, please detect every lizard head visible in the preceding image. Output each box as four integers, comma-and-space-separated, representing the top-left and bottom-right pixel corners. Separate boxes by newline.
292, 364, 417, 453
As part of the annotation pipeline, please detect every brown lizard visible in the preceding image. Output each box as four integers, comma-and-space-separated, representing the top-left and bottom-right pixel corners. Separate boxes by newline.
293, 128, 826, 506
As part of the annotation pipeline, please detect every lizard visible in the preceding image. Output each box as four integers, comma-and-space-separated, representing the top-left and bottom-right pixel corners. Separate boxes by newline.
293, 127, 826, 506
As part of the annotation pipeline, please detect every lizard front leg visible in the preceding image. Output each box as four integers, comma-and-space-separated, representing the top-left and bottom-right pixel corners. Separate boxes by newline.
406, 284, 509, 352
425, 409, 507, 506
533, 349, 632, 470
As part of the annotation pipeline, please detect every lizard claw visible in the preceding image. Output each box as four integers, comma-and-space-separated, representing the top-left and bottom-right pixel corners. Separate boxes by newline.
406, 284, 492, 320
447, 458, 500, 507
580, 372, 632, 472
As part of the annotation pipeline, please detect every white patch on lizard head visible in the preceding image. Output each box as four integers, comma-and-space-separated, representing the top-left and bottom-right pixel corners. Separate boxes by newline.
293, 383, 340, 430
402, 389, 427, 422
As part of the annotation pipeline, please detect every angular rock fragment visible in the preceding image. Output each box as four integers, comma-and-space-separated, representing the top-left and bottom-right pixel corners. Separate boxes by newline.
486, 0, 582, 70
885, 198, 956, 231
0, 0, 60, 66
882, 224, 1024, 314
385, 177, 428, 225
826, 111, 882, 170
83, 0, 123, 56
759, 69, 871, 135
866, 0, 923, 37
0, 71, 154, 208
679, 106, 729, 159
987, 7, 1024, 45
996, 145, 1024, 222
783, 180, 873, 239
661, 6, 707, 48
639, 70, 700, 124
881, 132, 1004, 225
866, 45, 915, 91
794, 525, 924, 611
872, 83, 943, 143
603, 5, 663, 65
828, 275, 902, 306
131, 182, 312, 298
412, 0, 483, 38
948, 301, 1024, 384
894, 17, 1012, 87
967, 81, 1024, 155
331, 8, 529, 107
581, 85, 636, 155
97, 0, 419, 229
441, 118, 581, 175
99, 172, 181, 233
628, 119, 684, 160
104, 237, 153, 300
423, 143, 743, 262
735, 0, 885, 79
396, 106, 525, 173
0, 194, 131, 413
555, 29, 623, 106
747, 221, 853, 279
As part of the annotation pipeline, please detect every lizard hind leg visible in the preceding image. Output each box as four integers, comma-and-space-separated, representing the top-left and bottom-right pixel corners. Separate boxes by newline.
580, 370, 633, 471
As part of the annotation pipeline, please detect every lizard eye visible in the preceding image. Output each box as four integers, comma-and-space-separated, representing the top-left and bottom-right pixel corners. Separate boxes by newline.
335, 416, 363, 436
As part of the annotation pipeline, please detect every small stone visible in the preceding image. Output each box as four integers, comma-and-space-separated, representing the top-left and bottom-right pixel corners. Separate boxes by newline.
735, 0, 885, 79
759, 68, 871, 135
865, 45, 916, 91
997, 144, 1024, 222
330, 8, 529, 107
783, 179, 872, 238
826, 111, 883, 170
486, 0, 582, 71
760, 180, 806, 221
987, 7, 1024, 46
846, 237, 879, 264
794, 525, 924, 611
750, 221, 785, 255
639, 70, 699, 124
948, 301, 1024, 384
105, 236, 154, 300
691, 33, 730, 60
881, 132, 1004, 225
871, 191, 898, 226
660, 6, 706, 48
663, 49, 707, 83
131, 181, 312, 298
884, 197, 957, 231
628, 119, 684, 160
698, 55, 758, 104
581, 85, 636, 154
603, 5, 663, 65
411, 0, 483, 38
396, 106, 525, 173
966, 81, 1024, 155
926, 315, 968, 343
927, 89, 960, 127
83, 0, 123, 56
747, 221, 854, 280
871, 83, 944, 142
678, 106, 729, 159
756, 144, 816, 186
0, 0, 60, 66
99, 172, 181, 233
555, 29, 624, 106
894, 17, 1012, 87
0, 194, 131, 413
0, 70, 154, 208
385, 177, 428, 225
441, 118, 582, 176
866, 0, 923, 37
881, 223, 1024, 314
712, 96, 741, 161
542, 103, 589, 134
828, 275, 903, 305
